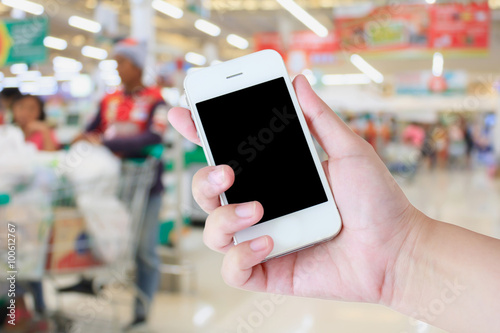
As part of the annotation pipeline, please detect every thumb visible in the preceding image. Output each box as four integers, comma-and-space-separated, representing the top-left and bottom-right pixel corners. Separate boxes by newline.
292, 74, 364, 159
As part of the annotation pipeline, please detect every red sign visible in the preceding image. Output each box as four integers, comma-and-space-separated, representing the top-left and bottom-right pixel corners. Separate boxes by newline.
255, 2, 490, 59
335, 4, 430, 53
428, 2, 490, 49
254, 30, 339, 65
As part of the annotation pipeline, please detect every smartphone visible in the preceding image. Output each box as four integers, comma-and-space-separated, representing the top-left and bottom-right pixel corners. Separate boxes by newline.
184, 49, 342, 260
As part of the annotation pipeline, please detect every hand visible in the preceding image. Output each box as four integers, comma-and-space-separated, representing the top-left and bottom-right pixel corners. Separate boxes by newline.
25, 121, 50, 135
168, 75, 425, 305
72, 132, 102, 145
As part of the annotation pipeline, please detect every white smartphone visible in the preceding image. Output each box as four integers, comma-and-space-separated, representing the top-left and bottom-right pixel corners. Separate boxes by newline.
184, 49, 342, 260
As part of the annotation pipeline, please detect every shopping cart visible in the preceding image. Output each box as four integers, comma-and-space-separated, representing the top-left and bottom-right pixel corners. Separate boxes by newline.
0, 144, 163, 332
382, 142, 422, 181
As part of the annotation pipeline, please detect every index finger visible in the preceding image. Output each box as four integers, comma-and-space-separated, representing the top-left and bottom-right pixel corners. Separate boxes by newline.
167, 107, 201, 145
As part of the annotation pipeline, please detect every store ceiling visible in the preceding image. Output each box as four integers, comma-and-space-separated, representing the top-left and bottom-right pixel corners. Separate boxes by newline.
0, 0, 499, 80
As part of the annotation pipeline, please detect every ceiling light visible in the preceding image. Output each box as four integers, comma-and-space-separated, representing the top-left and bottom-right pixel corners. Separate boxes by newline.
18, 70, 41, 82
185, 52, 206, 66
302, 69, 317, 85
53, 56, 83, 73
55, 72, 79, 81
425, 0, 436, 4
68, 16, 102, 33
276, 0, 328, 37
43, 36, 68, 50
194, 19, 221, 37
432, 52, 443, 77
82, 46, 108, 60
1, 0, 44, 15
104, 76, 122, 86
152, 0, 183, 19
322, 74, 371, 85
99, 60, 118, 71
2, 77, 19, 88
226, 34, 249, 49
10, 63, 28, 75
350, 54, 384, 83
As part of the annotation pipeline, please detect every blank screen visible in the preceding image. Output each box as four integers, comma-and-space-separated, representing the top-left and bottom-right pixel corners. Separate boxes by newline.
196, 77, 327, 223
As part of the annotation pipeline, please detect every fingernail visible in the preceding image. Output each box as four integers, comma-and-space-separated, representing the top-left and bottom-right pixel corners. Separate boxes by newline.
250, 236, 268, 252
235, 202, 255, 218
208, 167, 225, 185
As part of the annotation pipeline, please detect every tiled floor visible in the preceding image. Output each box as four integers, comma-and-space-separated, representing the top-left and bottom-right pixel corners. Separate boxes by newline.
45, 168, 500, 333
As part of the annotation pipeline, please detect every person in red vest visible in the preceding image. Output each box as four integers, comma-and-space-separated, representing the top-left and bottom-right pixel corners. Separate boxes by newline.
70, 38, 168, 331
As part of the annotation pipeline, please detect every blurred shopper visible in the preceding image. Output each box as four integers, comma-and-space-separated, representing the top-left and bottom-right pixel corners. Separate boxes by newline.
448, 121, 467, 168
364, 117, 378, 151
402, 122, 425, 149
12, 94, 58, 151
169, 75, 500, 333
5, 94, 54, 333
464, 120, 475, 168
432, 124, 449, 168
421, 124, 437, 169
0, 88, 21, 124
70, 38, 168, 331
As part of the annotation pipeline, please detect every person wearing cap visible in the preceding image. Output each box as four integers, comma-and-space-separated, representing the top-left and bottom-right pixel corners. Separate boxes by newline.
71, 38, 168, 330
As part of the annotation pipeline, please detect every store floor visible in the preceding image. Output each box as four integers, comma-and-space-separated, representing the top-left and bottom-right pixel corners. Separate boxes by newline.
46, 168, 500, 333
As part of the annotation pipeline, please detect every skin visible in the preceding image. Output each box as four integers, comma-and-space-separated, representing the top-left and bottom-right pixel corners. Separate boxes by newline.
13, 97, 57, 151
168, 75, 500, 332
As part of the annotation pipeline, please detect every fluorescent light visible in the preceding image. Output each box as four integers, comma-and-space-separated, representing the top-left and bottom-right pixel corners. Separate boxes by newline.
322, 74, 371, 85
425, 0, 436, 3
432, 52, 443, 77
100, 70, 119, 80
44, 36, 68, 50
185, 52, 206, 66
55, 72, 79, 81
99, 60, 118, 71
194, 19, 221, 37
350, 54, 384, 83
10, 63, 28, 75
68, 16, 102, 33
20, 82, 37, 94
152, 0, 183, 19
1, 0, 44, 15
82, 46, 108, 60
18, 70, 41, 82
2, 77, 19, 88
187, 67, 205, 74
302, 69, 317, 85
276, 0, 328, 37
53, 56, 83, 73
226, 34, 249, 49
104, 76, 122, 86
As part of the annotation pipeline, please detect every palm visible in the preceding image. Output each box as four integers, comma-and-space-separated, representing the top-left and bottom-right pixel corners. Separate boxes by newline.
250, 151, 413, 305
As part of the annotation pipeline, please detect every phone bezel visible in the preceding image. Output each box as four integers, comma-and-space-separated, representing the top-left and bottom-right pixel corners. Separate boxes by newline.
184, 49, 342, 260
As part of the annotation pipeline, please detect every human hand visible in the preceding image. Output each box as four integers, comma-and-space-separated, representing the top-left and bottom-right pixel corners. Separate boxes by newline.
72, 132, 102, 145
168, 75, 426, 306
25, 121, 50, 135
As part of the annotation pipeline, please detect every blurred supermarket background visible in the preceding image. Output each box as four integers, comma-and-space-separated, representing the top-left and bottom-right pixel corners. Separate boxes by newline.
0, 0, 499, 332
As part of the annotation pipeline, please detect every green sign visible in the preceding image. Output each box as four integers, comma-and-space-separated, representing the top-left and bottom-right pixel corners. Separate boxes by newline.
0, 17, 48, 66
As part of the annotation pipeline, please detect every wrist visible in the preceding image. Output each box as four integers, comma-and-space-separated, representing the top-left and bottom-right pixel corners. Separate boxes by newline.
380, 206, 435, 312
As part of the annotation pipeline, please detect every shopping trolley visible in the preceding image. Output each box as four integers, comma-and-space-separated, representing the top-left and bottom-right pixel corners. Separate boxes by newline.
382, 142, 422, 181
0, 144, 163, 332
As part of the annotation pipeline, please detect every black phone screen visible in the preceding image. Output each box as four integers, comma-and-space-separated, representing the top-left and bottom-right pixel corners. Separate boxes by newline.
196, 77, 327, 223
